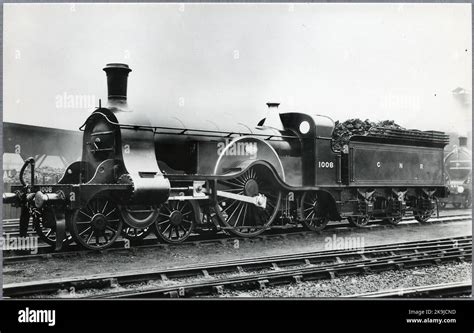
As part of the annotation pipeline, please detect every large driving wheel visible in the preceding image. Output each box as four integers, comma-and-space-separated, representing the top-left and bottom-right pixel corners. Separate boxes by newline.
214, 166, 282, 237
299, 192, 329, 231
69, 195, 123, 250
155, 200, 196, 243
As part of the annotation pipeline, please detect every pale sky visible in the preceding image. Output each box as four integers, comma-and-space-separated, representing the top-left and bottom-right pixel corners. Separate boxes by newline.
3, 3, 472, 135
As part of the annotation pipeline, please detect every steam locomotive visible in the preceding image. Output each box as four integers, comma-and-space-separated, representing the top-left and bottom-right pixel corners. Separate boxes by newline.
439, 137, 472, 209
3, 64, 450, 250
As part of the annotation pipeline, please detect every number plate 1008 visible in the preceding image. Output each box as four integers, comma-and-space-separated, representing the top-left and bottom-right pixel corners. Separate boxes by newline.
318, 161, 334, 168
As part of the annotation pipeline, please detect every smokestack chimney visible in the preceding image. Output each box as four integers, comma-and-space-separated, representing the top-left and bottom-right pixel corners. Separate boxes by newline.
459, 136, 468, 147
103, 63, 132, 103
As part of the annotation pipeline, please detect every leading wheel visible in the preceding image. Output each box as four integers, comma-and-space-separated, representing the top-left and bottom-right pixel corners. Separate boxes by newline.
31, 207, 57, 246
155, 200, 196, 243
213, 166, 282, 237
32, 207, 73, 248
299, 192, 329, 232
69, 195, 123, 250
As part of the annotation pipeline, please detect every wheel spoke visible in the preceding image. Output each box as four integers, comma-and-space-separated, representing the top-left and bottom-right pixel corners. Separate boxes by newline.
78, 226, 92, 237
105, 225, 117, 234
105, 208, 116, 217
102, 201, 109, 214
222, 200, 238, 213
162, 224, 171, 235
79, 210, 92, 219
86, 230, 95, 244
157, 219, 171, 226
219, 180, 243, 189
234, 203, 246, 227
227, 202, 243, 225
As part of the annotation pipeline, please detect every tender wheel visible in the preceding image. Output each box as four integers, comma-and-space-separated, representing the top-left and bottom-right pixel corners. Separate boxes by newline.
438, 202, 447, 209
155, 200, 196, 243
214, 166, 282, 237
348, 216, 369, 227
299, 192, 329, 231
383, 216, 403, 225
452, 202, 462, 209
122, 226, 152, 241
69, 196, 123, 250
414, 210, 433, 223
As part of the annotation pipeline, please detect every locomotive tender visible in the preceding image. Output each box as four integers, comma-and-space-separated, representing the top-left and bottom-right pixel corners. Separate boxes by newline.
3, 64, 450, 250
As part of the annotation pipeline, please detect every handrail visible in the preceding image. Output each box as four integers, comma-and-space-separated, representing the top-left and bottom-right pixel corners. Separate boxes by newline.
80, 111, 299, 141
19, 157, 35, 187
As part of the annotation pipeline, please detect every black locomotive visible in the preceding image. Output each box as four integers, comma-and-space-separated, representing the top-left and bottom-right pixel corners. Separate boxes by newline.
439, 137, 472, 209
3, 64, 450, 250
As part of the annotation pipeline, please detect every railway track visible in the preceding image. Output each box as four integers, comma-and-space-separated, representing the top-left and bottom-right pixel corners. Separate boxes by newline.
3, 235, 471, 298
2, 213, 471, 265
344, 281, 472, 298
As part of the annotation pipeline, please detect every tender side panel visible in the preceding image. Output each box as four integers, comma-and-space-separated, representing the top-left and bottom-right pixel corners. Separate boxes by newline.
348, 141, 444, 186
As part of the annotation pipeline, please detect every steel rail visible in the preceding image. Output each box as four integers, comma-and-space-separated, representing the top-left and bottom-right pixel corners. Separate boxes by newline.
91, 245, 472, 299
3, 236, 471, 298
3, 214, 472, 265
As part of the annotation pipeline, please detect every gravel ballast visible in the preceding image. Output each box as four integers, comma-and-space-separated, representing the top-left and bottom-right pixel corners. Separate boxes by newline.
218, 262, 472, 298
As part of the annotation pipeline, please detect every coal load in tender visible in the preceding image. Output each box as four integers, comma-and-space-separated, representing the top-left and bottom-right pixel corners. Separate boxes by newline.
331, 119, 405, 151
